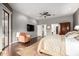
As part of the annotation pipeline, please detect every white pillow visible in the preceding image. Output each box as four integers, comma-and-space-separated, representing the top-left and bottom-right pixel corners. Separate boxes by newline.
66, 33, 79, 39
74, 35, 79, 40
65, 31, 77, 37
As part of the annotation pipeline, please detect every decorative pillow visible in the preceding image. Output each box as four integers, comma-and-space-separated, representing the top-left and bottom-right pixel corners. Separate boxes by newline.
65, 31, 77, 37
65, 31, 79, 39
76, 31, 79, 34
74, 35, 79, 40
67, 34, 79, 39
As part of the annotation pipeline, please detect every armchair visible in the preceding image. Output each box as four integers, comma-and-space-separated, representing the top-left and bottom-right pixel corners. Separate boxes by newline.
16, 32, 31, 43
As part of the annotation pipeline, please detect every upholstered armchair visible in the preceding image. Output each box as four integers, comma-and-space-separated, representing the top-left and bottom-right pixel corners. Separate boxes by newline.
16, 32, 31, 43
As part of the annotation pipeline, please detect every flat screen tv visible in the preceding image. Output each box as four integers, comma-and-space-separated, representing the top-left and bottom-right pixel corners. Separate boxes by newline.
27, 24, 34, 31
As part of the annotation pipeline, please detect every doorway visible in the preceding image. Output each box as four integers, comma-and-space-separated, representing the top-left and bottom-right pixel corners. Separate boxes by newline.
51, 24, 60, 35
37, 24, 47, 37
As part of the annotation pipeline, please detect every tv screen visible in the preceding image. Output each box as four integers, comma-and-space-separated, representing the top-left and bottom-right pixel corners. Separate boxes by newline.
27, 24, 34, 31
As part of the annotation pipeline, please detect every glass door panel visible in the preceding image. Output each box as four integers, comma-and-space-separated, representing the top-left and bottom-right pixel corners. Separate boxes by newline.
3, 9, 9, 48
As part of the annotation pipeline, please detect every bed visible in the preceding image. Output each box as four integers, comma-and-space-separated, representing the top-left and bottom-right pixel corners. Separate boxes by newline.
37, 31, 79, 56
37, 34, 65, 56
65, 31, 79, 56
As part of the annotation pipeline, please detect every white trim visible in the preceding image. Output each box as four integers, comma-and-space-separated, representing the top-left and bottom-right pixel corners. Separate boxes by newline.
0, 4, 12, 14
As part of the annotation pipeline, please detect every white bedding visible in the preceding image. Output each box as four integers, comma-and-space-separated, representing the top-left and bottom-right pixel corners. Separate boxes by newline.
65, 36, 79, 55
37, 35, 63, 56
65, 38, 79, 56
38, 31, 79, 56
65, 31, 79, 56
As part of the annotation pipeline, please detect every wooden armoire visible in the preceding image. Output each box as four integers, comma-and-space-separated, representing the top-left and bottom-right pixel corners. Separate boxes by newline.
59, 22, 71, 35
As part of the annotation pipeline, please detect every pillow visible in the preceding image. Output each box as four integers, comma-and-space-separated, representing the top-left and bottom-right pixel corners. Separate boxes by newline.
65, 33, 79, 39
75, 31, 79, 34
74, 35, 79, 40
65, 31, 77, 37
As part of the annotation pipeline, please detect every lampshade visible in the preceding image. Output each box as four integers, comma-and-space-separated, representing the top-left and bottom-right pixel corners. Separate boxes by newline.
74, 25, 79, 30
47, 26, 50, 29
16, 32, 20, 37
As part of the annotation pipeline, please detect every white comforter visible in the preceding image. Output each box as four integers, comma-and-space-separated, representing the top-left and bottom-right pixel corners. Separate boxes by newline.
37, 35, 63, 55
38, 31, 79, 56
65, 37, 79, 56
65, 31, 79, 56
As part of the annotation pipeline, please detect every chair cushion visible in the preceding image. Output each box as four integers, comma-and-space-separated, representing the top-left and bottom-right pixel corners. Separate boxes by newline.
19, 32, 27, 38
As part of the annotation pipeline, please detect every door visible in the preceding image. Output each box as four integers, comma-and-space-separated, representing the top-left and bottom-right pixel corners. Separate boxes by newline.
43, 25, 47, 36
59, 22, 70, 35
37, 25, 47, 37
51, 24, 60, 34
56, 26, 58, 34
37, 25, 42, 37
2, 9, 9, 48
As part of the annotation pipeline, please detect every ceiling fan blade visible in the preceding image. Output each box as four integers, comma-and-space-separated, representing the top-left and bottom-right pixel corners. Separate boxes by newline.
39, 11, 52, 18
47, 14, 51, 16
43, 12, 48, 15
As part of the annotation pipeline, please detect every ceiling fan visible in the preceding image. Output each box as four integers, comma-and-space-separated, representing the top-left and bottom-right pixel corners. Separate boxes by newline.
40, 11, 51, 16
39, 11, 55, 19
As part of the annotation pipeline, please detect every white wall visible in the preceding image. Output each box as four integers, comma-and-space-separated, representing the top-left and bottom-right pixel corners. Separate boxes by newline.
12, 11, 37, 43
38, 15, 73, 30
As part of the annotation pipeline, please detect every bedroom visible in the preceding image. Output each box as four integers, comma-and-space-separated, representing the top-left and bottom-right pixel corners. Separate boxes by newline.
0, 3, 79, 56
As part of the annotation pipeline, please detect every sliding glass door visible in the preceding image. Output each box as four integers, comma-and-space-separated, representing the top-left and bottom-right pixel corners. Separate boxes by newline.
2, 9, 9, 48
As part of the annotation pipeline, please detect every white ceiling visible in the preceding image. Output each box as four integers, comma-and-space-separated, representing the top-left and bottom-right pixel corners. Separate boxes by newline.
9, 3, 79, 20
